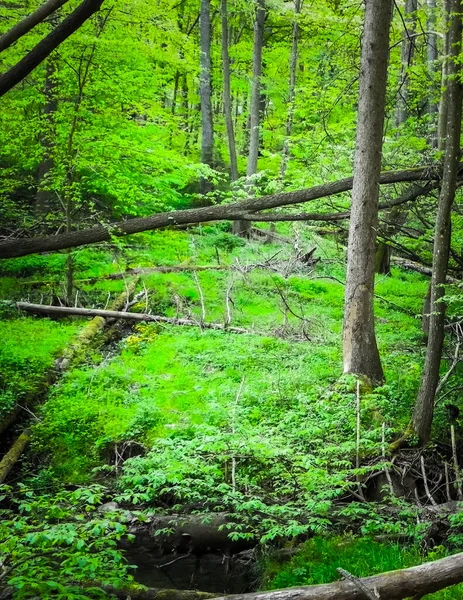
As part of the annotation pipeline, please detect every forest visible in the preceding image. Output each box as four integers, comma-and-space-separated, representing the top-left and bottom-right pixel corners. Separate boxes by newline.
4, 0, 463, 598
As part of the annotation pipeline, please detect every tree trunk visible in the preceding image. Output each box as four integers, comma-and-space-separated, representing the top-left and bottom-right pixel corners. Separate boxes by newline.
342, 0, 394, 384
427, 0, 440, 145
279, 0, 301, 180
199, 0, 214, 194
0, 0, 105, 97
0, 164, 453, 258
413, 0, 463, 445
221, 0, 239, 182
233, 0, 265, 237
395, 0, 418, 127
36, 60, 57, 215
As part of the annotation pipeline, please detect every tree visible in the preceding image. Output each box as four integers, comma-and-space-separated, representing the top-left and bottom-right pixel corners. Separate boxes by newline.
221, 0, 239, 182
199, 0, 214, 194
0, 0, 105, 97
232, 0, 266, 237
413, 0, 463, 445
279, 0, 301, 180
342, 0, 394, 384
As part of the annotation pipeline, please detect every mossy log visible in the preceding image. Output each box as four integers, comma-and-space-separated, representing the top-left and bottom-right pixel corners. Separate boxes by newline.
100, 585, 216, 600
0, 430, 30, 483
209, 550, 463, 600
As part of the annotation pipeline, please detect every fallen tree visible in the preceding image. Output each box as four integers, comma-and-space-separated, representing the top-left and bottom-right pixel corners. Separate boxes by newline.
0, 165, 454, 259
16, 302, 251, 335
208, 550, 463, 600
0, 430, 30, 483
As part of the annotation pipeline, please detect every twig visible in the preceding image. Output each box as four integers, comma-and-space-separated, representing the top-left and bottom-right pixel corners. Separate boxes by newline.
337, 568, 379, 599
382, 423, 394, 495
445, 461, 452, 502
231, 377, 245, 493
193, 271, 206, 326
436, 340, 461, 398
420, 455, 438, 507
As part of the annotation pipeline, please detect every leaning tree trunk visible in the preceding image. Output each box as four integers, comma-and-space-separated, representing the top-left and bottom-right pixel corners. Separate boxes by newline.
376, 0, 417, 275
279, 0, 301, 180
199, 0, 214, 195
233, 0, 265, 237
221, 0, 239, 182
342, 0, 394, 385
413, 0, 463, 445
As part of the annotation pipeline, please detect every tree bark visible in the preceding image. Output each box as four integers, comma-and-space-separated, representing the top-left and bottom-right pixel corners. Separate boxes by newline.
342, 0, 394, 384
413, 0, 463, 445
221, 0, 239, 182
279, 0, 301, 180
199, 0, 214, 194
0, 165, 454, 258
438, 0, 452, 152
0, 0, 69, 53
233, 0, 265, 237
0, 0, 104, 98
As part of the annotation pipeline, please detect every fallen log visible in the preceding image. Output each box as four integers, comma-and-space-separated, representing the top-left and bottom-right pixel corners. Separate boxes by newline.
0, 430, 30, 483
0, 165, 455, 258
16, 303, 251, 335
393, 257, 461, 283
209, 550, 463, 600
99, 585, 216, 600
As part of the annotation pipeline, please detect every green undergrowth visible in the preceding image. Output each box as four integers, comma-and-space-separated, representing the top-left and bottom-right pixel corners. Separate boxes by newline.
0, 318, 78, 421
262, 536, 463, 599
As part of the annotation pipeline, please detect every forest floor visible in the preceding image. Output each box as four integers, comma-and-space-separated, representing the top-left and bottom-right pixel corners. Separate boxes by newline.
1, 225, 463, 598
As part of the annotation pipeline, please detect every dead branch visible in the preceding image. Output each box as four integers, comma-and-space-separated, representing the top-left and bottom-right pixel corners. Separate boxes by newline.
0, 430, 30, 483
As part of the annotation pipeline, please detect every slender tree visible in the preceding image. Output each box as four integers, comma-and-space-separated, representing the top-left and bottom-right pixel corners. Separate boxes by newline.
199, 0, 214, 194
233, 0, 266, 236
221, 0, 239, 182
342, 0, 394, 384
279, 0, 301, 180
438, 0, 452, 152
413, 0, 463, 445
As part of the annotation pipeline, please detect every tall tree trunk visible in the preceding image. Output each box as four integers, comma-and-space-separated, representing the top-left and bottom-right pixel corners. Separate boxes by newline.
413, 0, 463, 445
36, 59, 57, 215
233, 0, 265, 236
376, 0, 417, 274
279, 0, 300, 180
221, 0, 239, 182
438, 0, 452, 152
199, 0, 214, 194
342, 0, 394, 385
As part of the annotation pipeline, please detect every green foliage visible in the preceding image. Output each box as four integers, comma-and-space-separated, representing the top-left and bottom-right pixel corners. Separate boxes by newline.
0, 483, 135, 599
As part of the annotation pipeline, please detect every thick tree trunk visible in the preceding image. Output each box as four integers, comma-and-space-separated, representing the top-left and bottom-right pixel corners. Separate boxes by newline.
342, 0, 394, 384
199, 0, 214, 194
233, 0, 265, 237
0, 165, 454, 259
413, 0, 463, 445
221, 0, 239, 182
0, 0, 105, 97
0, 0, 69, 53
279, 0, 301, 180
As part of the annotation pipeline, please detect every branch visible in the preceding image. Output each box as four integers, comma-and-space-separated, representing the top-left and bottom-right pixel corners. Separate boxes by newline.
0, 0, 105, 97
0, 0, 70, 53
0, 165, 452, 258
